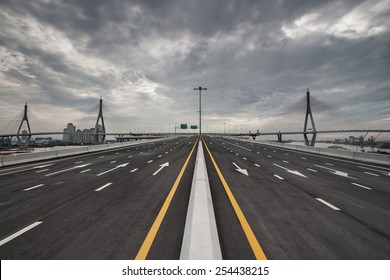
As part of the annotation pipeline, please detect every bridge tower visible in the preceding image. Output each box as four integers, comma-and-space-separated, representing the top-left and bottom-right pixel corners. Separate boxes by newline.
303, 89, 317, 146
16, 103, 32, 149
94, 97, 106, 144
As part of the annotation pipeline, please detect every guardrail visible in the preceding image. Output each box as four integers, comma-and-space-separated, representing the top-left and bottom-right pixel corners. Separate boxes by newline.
180, 140, 222, 260
0, 138, 173, 167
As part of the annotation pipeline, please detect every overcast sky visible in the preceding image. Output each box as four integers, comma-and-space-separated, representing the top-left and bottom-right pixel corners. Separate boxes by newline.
1, 0, 389, 136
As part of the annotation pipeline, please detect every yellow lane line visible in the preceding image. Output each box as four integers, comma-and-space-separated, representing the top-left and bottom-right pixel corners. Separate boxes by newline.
135, 137, 199, 260
203, 138, 267, 260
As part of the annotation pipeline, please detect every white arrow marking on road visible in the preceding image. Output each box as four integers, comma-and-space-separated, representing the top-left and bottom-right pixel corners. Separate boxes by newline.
153, 162, 169, 176
273, 163, 307, 178
45, 163, 92, 176
96, 163, 129, 177
233, 162, 249, 176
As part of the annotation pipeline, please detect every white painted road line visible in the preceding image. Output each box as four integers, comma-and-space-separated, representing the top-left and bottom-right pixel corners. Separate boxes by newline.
79, 169, 91, 174
325, 163, 334, 166
224, 141, 252, 151
243, 157, 247, 160
75, 161, 83, 164
274, 174, 284, 180
254, 164, 260, 167
301, 157, 307, 160
316, 198, 340, 210
307, 168, 317, 172
351, 182, 372, 190
110, 161, 117, 164
314, 165, 351, 177
32, 164, 54, 169
0, 221, 43, 247
23, 184, 44, 191
364, 172, 380, 177
128, 155, 133, 158
35, 169, 49, 173
235, 153, 239, 156
148, 160, 153, 163
130, 168, 138, 173
99, 156, 104, 158
267, 155, 272, 158
283, 160, 289, 164
95, 182, 113, 192
158, 155, 162, 158
358, 165, 389, 175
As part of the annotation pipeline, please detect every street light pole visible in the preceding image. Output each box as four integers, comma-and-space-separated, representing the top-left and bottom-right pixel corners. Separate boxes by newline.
194, 86, 207, 136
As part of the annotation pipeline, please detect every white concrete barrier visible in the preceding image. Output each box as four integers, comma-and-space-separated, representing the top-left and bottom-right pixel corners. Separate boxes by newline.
180, 140, 222, 260
1, 151, 58, 166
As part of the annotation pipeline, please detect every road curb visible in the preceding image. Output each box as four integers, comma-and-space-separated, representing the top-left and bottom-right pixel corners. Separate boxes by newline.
180, 140, 222, 260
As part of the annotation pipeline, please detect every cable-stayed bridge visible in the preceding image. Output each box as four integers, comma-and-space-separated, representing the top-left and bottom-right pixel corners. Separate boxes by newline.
240, 89, 390, 145
0, 90, 389, 148
1, 91, 390, 261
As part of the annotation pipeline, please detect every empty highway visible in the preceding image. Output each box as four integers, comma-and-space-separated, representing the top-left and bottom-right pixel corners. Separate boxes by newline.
0, 135, 389, 259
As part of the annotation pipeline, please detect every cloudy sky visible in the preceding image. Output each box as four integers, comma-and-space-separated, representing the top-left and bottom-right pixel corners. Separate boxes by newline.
0, 0, 389, 137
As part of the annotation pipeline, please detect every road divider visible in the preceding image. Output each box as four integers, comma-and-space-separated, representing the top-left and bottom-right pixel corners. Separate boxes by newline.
180, 140, 222, 260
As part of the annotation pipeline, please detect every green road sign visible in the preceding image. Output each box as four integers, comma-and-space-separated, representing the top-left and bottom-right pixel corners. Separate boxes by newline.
180, 124, 187, 129
190, 125, 198, 129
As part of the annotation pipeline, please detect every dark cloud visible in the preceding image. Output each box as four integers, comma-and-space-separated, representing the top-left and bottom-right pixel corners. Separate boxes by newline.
0, 0, 389, 136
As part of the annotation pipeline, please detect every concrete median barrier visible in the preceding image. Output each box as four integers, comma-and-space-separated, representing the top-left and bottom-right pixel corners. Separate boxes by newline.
180, 140, 222, 260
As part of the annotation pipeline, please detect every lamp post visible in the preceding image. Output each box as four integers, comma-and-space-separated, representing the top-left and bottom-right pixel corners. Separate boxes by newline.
193, 86, 207, 136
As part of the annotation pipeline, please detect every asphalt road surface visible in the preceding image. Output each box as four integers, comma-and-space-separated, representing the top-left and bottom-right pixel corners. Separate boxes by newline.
1, 135, 389, 259
202, 136, 390, 259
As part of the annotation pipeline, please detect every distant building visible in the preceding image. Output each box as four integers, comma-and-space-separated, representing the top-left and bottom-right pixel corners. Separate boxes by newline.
63, 123, 76, 143
62, 123, 100, 144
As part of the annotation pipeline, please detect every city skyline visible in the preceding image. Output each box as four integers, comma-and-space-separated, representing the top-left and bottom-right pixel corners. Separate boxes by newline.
0, 0, 389, 137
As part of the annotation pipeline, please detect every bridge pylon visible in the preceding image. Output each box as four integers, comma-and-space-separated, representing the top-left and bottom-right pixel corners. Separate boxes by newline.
94, 97, 106, 144
303, 89, 317, 146
16, 103, 32, 149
